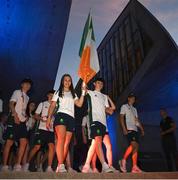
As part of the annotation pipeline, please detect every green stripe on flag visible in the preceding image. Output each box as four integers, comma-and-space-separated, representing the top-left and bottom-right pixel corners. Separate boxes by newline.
79, 13, 95, 57
79, 13, 90, 57
90, 18, 95, 41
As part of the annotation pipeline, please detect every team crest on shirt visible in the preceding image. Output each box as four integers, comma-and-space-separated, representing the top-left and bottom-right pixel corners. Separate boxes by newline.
60, 118, 64, 123
10, 134, 13, 138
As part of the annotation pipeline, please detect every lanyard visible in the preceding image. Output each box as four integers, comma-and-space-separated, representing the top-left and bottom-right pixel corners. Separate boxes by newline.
126, 104, 137, 121
21, 90, 26, 109
20, 90, 27, 119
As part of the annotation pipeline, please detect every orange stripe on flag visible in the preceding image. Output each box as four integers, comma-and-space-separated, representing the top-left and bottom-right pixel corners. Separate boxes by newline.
78, 46, 96, 83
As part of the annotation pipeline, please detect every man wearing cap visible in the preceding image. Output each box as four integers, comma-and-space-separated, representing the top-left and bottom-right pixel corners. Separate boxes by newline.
2, 78, 32, 171
119, 93, 144, 173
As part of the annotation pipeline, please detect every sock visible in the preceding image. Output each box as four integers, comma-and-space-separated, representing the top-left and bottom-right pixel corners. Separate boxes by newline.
132, 152, 138, 167
123, 145, 133, 160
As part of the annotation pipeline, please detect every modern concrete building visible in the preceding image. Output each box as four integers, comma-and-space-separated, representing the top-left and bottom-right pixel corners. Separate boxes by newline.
97, 0, 178, 125
0, 0, 72, 109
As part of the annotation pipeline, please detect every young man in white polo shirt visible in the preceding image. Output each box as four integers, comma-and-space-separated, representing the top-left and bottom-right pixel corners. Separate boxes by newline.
82, 99, 117, 173
2, 78, 32, 171
119, 93, 144, 173
82, 78, 115, 173
24, 90, 55, 172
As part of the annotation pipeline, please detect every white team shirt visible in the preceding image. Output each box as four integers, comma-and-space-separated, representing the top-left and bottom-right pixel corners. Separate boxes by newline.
35, 101, 54, 132
52, 91, 78, 118
82, 115, 91, 140
120, 104, 138, 132
88, 90, 109, 127
10, 90, 29, 122
26, 114, 35, 131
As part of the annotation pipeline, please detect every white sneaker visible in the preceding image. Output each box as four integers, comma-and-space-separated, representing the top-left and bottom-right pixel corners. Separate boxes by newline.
131, 165, 143, 173
109, 166, 120, 172
37, 167, 43, 172
102, 162, 113, 173
56, 164, 67, 173
1, 165, 9, 172
13, 164, 22, 172
92, 168, 99, 173
119, 159, 127, 173
67, 167, 77, 173
37, 164, 43, 172
22, 163, 29, 172
82, 164, 93, 173
46, 166, 53, 172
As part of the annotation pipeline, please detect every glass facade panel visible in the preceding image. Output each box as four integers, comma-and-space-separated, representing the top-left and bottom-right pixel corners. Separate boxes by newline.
110, 38, 114, 54
114, 31, 120, 59
120, 40, 125, 58
106, 47, 112, 96
120, 25, 124, 41
97, 6, 153, 102
131, 16, 138, 33
125, 18, 132, 45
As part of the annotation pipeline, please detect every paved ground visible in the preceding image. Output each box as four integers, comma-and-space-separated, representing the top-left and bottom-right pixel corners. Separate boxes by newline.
0, 172, 178, 179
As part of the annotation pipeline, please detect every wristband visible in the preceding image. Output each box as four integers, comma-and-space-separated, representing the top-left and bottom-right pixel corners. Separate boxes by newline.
82, 82, 86, 88
42, 116, 47, 121
82, 90, 85, 96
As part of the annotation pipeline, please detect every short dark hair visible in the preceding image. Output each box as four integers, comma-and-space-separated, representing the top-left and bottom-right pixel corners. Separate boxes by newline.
128, 92, 136, 98
47, 90, 55, 95
21, 78, 33, 86
160, 108, 167, 112
93, 77, 105, 83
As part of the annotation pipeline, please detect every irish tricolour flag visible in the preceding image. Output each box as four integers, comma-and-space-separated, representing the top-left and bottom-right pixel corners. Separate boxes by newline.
78, 13, 100, 84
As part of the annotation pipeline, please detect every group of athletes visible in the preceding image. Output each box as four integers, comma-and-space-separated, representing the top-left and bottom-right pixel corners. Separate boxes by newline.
1, 73, 144, 173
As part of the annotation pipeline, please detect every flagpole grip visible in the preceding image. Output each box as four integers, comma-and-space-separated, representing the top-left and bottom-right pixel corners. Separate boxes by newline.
82, 82, 86, 88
